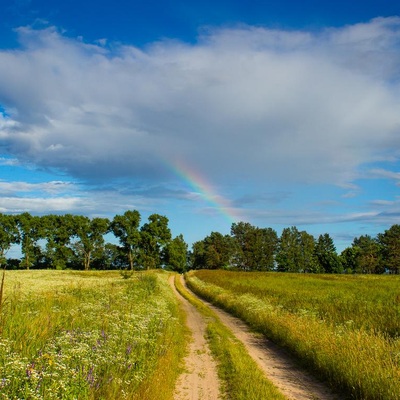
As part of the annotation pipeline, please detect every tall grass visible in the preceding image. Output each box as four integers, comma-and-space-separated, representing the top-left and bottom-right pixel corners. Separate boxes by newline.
0, 270, 185, 400
186, 270, 400, 400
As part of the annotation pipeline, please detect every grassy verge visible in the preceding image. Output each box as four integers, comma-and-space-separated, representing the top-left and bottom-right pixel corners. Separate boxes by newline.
186, 271, 400, 400
174, 274, 286, 400
0, 270, 185, 400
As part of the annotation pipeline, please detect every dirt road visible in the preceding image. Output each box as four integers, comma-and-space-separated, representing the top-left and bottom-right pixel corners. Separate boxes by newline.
172, 275, 340, 400
170, 276, 222, 400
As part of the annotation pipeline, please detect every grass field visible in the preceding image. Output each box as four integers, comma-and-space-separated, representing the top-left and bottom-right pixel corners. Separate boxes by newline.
186, 270, 400, 400
0, 270, 186, 400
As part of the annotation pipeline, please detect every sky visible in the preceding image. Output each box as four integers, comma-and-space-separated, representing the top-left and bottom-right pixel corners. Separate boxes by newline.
1, 0, 400, 253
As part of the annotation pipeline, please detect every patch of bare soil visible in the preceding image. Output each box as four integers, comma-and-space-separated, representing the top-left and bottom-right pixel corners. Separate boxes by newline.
169, 276, 222, 400
179, 275, 341, 400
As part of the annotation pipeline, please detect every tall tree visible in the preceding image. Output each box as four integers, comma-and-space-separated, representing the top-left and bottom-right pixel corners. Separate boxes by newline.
16, 213, 44, 269
110, 210, 141, 270
190, 240, 206, 270
314, 233, 342, 273
299, 230, 319, 273
73, 216, 109, 270
0, 214, 19, 266
205, 232, 234, 269
42, 214, 76, 269
276, 227, 302, 272
353, 235, 382, 274
103, 243, 127, 270
140, 214, 171, 269
190, 232, 234, 270
231, 222, 277, 271
165, 234, 188, 272
276, 227, 319, 273
340, 246, 358, 274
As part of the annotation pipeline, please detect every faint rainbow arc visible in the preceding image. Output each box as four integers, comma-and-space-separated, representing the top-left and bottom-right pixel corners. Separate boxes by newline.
169, 159, 241, 224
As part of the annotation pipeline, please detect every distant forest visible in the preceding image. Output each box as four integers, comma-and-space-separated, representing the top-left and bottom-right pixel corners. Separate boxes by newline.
1, 211, 399, 274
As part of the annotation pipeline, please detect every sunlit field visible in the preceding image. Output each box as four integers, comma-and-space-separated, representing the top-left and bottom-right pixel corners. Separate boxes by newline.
0, 270, 185, 400
186, 270, 400, 400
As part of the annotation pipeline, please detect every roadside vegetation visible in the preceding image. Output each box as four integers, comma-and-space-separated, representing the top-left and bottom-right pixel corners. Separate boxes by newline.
174, 275, 286, 400
186, 270, 400, 400
0, 270, 186, 399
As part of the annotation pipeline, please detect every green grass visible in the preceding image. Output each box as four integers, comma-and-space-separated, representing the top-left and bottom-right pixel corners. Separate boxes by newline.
190, 271, 400, 337
175, 274, 287, 400
186, 270, 400, 400
0, 270, 186, 400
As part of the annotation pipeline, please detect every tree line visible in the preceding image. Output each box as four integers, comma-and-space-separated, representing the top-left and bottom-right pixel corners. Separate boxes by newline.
0, 211, 187, 271
191, 222, 400, 274
1, 211, 400, 273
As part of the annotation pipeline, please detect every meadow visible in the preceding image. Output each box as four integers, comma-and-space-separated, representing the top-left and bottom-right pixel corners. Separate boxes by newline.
0, 270, 186, 400
186, 270, 400, 400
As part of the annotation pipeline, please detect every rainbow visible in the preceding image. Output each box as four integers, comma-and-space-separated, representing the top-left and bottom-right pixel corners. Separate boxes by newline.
169, 158, 241, 224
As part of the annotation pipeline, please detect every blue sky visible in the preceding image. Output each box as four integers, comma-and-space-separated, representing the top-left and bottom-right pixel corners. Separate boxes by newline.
1, 0, 400, 253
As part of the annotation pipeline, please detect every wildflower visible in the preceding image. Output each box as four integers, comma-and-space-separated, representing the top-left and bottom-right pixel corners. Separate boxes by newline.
26, 363, 35, 379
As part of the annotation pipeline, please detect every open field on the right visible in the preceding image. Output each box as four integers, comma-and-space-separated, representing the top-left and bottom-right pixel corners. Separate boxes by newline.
186, 270, 400, 400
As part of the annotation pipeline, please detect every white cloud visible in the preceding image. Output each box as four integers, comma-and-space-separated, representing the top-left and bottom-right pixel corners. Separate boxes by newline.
0, 180, 75, 195
368, 168, 400, 183
0, 196, 83, 213
0, 18, 399, 188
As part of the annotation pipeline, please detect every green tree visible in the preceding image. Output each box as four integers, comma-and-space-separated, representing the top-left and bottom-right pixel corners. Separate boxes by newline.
314, 233, 342, 273
0, 213, 19, 266
205, 232, 234, 269
103, 243, 127, 270
276, 227, 301, 272
16, 213, 44, 269
110, 210, 141, 270
165, 234, 188, 272
42, 214, 76, 269
299, 231, 319, 273
140, 214, 171, 269
190, 240, 206, 269
353, 235, 382, 274
73, 216, 109, 270
378, 224, 400, 274
340, 246, 358, 274
190, 232, 234, 270
231, 222, 277, 271
276, 227, 319, 273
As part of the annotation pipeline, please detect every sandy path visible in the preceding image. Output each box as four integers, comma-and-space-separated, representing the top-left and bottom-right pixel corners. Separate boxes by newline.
179, 275, 341, 400
170, 276, 222, 400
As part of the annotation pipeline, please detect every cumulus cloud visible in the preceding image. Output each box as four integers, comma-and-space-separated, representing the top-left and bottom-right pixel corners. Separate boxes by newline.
0, 18, 400, 188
